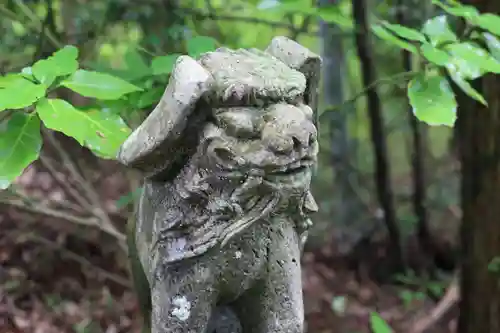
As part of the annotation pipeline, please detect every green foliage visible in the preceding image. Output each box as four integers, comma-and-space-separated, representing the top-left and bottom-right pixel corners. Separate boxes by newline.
123, 49, 152, 80
260, 0, 353, 29
399, 289, 426, 308
394, 269, 447, 306
32, 45, 79, 86
151, 54, 181, 75
36, 99, 131, 157
61, 70, 143, 100
0, 113, 42, 189
187, 36, 218, 59
0, 32, 220, 189
0, 77, 46, 112
371, 0, 500, 128
0, 46, 137, 188
381, 21, 427, 43
370, 312, 393, 333
371, 25, 418, 54
407, 72, 457, 126
488, 256, 500, 273
483, 33, 500, 61
422, 15, 458, 46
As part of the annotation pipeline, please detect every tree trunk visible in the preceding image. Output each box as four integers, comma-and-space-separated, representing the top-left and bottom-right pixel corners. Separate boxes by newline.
458, 2, 500, 332
396, 0, 436, 277
319, 0, 364, 255
352, 0, 404, 271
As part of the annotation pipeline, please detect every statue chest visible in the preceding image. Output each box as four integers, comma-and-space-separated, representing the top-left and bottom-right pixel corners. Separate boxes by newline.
150, 214, 302, 303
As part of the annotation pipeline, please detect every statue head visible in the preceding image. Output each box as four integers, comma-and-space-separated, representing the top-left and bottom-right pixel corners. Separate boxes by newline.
117, 37, 321, 257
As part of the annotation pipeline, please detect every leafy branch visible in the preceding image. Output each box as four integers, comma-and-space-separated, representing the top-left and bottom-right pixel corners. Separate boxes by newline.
322, 71, 418, 116
0, 0, 62, 49
370, 0, 500, 127
0, 33, 219, 192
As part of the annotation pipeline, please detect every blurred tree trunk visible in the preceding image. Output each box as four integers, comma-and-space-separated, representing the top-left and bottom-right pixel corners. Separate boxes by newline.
396, 0, 435, 276
352, 0, 404, 270
319, 0, 364, 254
457, 1, 500, 332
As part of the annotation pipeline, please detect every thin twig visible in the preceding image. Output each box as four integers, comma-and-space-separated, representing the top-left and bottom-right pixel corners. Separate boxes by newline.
0, 110, 14, 124
0, 198, 99, 228
43, 130, 126, 246
12, 0, 61, 48
178, 6, 350, 37
342, 71, 416, 110
28, 234, 131, 288
320, 70, 417, 120
0, 4, 18, 21
410, 273, 459, 333
39, 155, 92, 210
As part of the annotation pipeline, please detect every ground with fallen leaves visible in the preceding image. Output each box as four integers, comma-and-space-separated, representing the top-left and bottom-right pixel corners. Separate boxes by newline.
0, 163, 457, 333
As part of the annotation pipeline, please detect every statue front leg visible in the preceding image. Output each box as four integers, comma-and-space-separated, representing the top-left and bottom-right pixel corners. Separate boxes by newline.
150, 257, 217, 333
233, 217, 304, 333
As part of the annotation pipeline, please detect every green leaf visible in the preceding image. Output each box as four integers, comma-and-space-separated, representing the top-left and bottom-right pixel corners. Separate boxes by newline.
399, 290, 414, 307
370, 312, 393, 333
381, 21, 427, 42
61, 70, 143, 100
446, 42, 500, 77
151, 54, 181, 75
414, 291, 426, 301
422, 15, 458, 46
32, 45, 79, 86
407, 73, 457, 127
261, 0, 353, 28
427, 282, 444, 296
431, 0, 479, 18
97, 99, 130, 115
35, 98, 131, 158
371, 25, 418, 54
317, 5, 353, 29
123, 48, 152, 80
36, 98, 89, 145
83, 110, 132, 159
447, 69, 487, 106
84, 61, 144, 82
0, 77, 46, 112
263, 0, 307, 13
475, 14, 500, 36
136, 87, 164, 109
0, 113, 42, 189
21, 67, 34, 79
488, 257, 500, 272
484, 32, 500, 62
187, 36, 218, 59
420, 43, 451, 66
0, 74, 24, 88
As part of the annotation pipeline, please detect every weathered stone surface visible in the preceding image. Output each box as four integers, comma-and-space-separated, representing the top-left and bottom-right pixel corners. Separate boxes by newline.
118, 56, 214, 177
265, 36, 322, 128
118, 36, 321, 333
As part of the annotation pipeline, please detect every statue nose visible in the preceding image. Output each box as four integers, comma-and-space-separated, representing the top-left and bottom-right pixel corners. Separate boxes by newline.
266, 125, 316, 154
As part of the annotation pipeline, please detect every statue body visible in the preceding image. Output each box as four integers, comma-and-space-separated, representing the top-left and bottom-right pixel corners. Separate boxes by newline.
118, 37, 321, 333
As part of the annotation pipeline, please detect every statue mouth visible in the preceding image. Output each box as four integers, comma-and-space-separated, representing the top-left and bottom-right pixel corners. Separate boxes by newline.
264, 158, 314, 184
269, 158, 314, 176
270, 165, 308, 176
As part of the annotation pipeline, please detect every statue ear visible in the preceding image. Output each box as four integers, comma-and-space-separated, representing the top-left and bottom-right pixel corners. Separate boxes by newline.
117, 56, 214, 178
265, 36, 322, 127
304, 191, 319, 214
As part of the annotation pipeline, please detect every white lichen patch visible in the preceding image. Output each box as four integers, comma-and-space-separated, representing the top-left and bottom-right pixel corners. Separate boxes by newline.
171, 295, 191, 321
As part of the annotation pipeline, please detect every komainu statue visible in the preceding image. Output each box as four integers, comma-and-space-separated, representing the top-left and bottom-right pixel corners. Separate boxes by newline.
117, 36, 321, 333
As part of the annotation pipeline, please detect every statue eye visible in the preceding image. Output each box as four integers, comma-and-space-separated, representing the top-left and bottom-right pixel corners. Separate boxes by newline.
215, 110, 261, 139
263, 113, 277, 123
